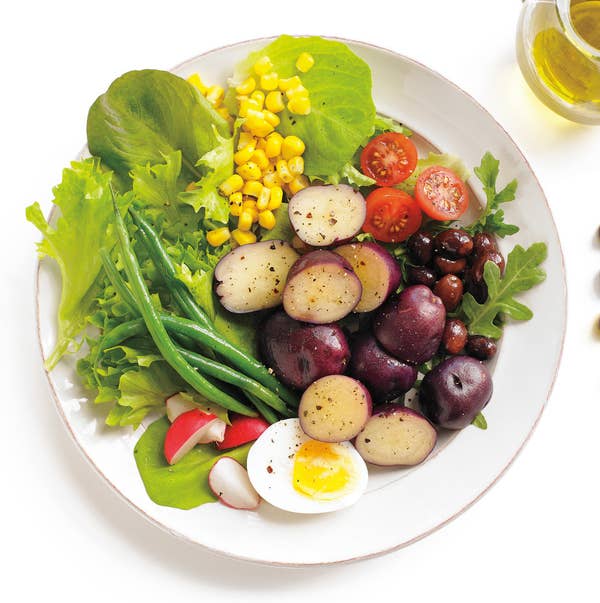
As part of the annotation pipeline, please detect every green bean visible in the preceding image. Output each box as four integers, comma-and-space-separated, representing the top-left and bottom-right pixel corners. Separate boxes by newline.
244, 392, 281, 425
99, 248, 139, 315
112, 199, 256, 417
176, 347, 288, 415
159, 314, 299, 407
130, 208, 212, 330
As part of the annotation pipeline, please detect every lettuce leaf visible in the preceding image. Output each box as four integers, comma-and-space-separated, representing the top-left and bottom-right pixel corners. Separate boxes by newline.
26, 159, 131, 368
134, 416, 251, 509
230, 36, 375, 178
87, 69, 231, 186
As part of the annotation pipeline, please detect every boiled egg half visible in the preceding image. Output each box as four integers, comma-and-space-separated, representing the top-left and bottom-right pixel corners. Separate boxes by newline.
247, 418, 368, 514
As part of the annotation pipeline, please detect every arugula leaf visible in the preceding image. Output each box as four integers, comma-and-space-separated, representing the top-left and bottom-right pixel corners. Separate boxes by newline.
26, 159, 131, 368
461, 243, 548, 338
134, 416, 251, 509
87, 69, 231, 185
467, 152, 519, 237
231, 36, 375, 177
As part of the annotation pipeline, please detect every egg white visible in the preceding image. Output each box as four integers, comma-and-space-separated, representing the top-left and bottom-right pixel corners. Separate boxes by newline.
246, 418, 368, 514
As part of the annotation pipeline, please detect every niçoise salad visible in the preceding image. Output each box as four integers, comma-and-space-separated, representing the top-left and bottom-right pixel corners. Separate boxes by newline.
28, 36, 548, 514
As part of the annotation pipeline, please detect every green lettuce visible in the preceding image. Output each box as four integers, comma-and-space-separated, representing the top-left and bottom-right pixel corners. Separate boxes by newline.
134, 416, 251, 509
87, 69, 231, 187
230, 35, 375, 178
397, 152, 470, 195
26, 159, 131, 368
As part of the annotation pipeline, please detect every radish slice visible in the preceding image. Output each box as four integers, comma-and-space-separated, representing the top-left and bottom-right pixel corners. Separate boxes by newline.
216, 415, 270, 450
164, 409, 226, 465
208, 457, 260, 510
165, 393, 197, 422
283, 250, 362, 324
289, 184, 366, 246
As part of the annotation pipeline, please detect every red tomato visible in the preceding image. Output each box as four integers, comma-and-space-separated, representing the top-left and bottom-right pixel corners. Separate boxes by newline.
414, 166, 469, 220
360, 132, 418, 186
362, 188, 422, 243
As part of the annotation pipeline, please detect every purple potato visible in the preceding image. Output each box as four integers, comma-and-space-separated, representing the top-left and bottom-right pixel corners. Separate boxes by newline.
373, 285, 446, 365
419, 356, 493, 429
259, 310, 350, 390
348, 333, 418, 403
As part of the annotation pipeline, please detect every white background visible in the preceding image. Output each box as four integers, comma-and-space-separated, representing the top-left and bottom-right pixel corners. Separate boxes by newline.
2, 0, 599, 600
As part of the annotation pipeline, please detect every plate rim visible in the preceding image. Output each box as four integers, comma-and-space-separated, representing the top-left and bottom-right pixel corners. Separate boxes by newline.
35, 35, 568, 567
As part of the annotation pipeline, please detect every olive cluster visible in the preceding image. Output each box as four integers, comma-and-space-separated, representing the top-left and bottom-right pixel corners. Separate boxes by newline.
405, 228, 503, 361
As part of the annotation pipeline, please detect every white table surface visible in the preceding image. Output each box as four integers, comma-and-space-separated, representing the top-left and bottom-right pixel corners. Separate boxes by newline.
3, 0, 598, 600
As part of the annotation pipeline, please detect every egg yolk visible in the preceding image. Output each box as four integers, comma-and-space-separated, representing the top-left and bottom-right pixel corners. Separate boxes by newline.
292, 440, 355, 501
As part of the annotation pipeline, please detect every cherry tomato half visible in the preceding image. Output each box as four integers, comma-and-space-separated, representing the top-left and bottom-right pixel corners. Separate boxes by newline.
362, 187, 422, 243
414, 166, 469, 220
360, 132, 418, 186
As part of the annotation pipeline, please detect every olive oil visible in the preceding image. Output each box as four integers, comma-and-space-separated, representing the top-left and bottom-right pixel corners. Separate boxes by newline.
531, 0, 600, 105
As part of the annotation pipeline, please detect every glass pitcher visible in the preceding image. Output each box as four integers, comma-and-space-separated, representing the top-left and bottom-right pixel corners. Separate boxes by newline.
517, 0, 600, 124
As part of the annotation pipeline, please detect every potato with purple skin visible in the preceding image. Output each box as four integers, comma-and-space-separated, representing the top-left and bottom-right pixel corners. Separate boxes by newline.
334, 242, 401, 312
259, 311, 350, 390
214, 240, 299, 313
283, 250, 362, 324
419, 356, 493, 429
348, 333, 418, 403
373, 285, 446, 365
299, 375, 372, 443
289, 184, 366, 247
354, 405, 437, 466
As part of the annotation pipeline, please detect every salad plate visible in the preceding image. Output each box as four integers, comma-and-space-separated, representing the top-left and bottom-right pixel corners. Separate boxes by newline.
36, 37, 566, 565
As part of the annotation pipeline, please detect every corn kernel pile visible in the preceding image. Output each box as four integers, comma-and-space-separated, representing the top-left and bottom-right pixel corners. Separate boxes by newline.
191, 52, 315, 247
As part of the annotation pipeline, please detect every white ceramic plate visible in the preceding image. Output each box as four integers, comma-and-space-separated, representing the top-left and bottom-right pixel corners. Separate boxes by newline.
36, 38, 566, 566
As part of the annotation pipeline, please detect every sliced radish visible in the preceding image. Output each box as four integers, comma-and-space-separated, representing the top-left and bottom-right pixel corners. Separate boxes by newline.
165, 393, 197, 422
334, 242, 401, 312
164, 409, 226, 465
289, 184, 366, 247
282, 250, 362, 324
216, 415, 270, 450
208, 457, 261, 510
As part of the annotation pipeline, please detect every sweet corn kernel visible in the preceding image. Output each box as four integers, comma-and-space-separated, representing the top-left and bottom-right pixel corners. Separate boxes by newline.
264, 132, 284, 158
239, 97, 263, 117
187, 73, 207, 94
288, 156, 304, 176
260, 72, 279, 91
229, 191, 243, 217
250, 90, 265, 109
236, 161, 262, 181
256, 186, 271, 211
281, 136, 306, 160
251, 148, 269, 170
253, 56, 273, 76
267, 185, 283, 210
265, 90, 285, 113
278, 76, 302, 91
262, 170, 283, 188
296, 52, 315, 73
245, 115, 274, 138
206, 85, 224, 107
242, 198, 258, 209
220, 174, 244, 195
232, 229, 257, 246
242, 180, 263, 198
238, 210, 254, 232
236, 77, 256, 95
288, 175, 310, 195
263, 110, 280, 128
237, 132, 256, 149
287, 96, 311, 115
256, 137, 268, 151
242, 201, 259, 222
234, 144, 256, 166
285, 84, 308, 99
206, 227, 231, 247
258, 210, 276, 230
276, 159, 293, 183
